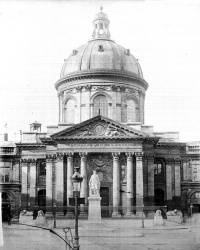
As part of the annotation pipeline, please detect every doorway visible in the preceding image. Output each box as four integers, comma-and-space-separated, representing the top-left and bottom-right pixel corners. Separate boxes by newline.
38, 189, 46, 206
154, 189, 164, 206
100, 187, 109, 217
1, 192, 11, 222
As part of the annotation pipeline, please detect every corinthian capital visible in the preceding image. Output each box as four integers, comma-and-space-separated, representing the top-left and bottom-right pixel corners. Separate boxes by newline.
135, 152, 143, 160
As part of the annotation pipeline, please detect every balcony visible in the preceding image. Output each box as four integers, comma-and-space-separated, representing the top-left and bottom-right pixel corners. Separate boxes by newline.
0, 147, 16, 155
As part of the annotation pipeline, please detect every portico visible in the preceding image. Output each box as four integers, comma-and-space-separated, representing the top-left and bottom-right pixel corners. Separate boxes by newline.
43, 115, 159, 218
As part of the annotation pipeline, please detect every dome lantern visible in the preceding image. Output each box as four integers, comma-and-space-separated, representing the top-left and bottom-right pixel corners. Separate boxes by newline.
92, 7, 111, 40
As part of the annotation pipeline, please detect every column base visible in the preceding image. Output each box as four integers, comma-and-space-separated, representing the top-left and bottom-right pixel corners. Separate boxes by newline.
124, 212, 135, 218
135, 212, 145, 218
112, 212, 121, 218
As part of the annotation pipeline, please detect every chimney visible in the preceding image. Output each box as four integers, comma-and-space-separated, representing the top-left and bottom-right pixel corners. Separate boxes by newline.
4, 133, 8, 141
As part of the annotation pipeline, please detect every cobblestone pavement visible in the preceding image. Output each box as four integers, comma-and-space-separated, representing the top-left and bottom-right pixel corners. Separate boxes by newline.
1, 220, 200, 250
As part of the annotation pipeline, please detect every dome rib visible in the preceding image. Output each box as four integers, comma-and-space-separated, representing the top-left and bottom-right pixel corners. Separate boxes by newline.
88, 41, 96, 70
78, 43, 91, 71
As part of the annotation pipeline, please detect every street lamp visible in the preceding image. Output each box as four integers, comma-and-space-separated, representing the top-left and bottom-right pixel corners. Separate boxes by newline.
141, 204, 144, 228
189, 204, 193, 232
71, 167, 83, 250
53, 203, 56, 228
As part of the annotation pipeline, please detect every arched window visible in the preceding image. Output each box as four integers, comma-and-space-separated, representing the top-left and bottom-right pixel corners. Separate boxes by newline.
93, 95, 108, 117
127, 99, 138, 122
65, 99, 76, 124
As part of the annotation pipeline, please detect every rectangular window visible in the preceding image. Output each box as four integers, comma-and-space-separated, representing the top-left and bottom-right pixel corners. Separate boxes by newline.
154, 163, 162, 175
0, 168, 10, 182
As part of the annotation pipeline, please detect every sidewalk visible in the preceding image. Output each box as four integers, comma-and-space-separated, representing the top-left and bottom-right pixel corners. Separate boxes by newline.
1, 219, 199, 250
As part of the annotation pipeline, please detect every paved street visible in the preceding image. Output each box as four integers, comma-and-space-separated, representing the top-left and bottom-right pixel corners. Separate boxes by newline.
1, 219, 200, 250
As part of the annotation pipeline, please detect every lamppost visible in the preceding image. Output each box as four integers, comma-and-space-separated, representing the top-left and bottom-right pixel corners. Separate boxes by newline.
71, 167, 83, 250
53, 203, 57, 228
189, 203, 193, 232
141, 204, 144, 228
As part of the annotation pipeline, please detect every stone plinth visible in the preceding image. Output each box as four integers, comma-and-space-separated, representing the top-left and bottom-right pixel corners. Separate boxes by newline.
88, 196, 102, 222
154, 215, 164, 226
35, 216, 45, 227
167, 215, 183, 224
19, 211, 34, 224
154, 210, 164, 226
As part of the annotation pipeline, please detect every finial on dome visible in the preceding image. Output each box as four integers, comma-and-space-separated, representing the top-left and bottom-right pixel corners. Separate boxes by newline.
92, 8, 111, 40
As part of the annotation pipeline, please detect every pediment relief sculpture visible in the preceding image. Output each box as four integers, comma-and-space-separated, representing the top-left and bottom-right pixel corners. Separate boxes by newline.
74, 123, 126, 137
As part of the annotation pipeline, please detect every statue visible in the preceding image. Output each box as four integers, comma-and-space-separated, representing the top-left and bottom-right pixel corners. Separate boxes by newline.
89, 170, 100, 196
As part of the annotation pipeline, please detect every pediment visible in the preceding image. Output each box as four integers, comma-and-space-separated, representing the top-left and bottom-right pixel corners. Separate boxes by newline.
51, 115, 148, 141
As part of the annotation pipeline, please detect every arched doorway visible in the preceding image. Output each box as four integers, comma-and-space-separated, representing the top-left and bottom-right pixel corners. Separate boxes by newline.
154, 189, 164, 206
190, 192, 200, 213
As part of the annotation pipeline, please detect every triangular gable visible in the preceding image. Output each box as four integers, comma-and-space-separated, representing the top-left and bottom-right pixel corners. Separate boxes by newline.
51, 115, 148, 140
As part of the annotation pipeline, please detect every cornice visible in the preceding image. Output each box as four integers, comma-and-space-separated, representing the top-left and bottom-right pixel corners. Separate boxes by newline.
155, 142, 186, 149
55, 69, 148, 91
16, 143, 46, 149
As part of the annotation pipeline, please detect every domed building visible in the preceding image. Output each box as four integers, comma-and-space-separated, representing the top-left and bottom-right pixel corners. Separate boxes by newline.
1, 9, 200, 222
56, 9, 147, 126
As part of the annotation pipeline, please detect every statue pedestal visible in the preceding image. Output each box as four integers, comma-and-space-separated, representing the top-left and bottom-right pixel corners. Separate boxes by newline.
88, 196, 102, 222
84, 195, 106, 228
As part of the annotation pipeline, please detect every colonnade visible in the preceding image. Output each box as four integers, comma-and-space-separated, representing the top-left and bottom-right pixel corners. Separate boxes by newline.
45, 151, 154, 217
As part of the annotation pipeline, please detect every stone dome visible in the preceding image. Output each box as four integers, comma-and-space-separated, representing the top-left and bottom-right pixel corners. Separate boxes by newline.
60, 8, 143, 79
60, 40, 143, 79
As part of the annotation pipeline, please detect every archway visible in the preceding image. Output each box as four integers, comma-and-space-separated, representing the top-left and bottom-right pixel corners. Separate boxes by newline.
190, 191, 200, 213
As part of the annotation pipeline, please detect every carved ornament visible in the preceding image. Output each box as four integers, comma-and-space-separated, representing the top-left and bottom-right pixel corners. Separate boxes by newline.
75, 123, 126, 137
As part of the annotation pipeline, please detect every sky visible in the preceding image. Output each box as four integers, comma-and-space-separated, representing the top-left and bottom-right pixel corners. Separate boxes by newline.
0, 0, 200, 142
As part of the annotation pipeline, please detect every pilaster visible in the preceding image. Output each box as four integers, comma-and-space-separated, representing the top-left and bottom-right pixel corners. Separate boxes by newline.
174, 159, 181, 209
147, 154, 155, 206
166, 159, 173, 210
29, 159, 37, 210
21, 160, 28, 210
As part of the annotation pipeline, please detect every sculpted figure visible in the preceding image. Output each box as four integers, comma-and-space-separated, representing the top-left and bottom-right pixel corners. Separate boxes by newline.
105, 125, 119, 137
89, 170, 100, 196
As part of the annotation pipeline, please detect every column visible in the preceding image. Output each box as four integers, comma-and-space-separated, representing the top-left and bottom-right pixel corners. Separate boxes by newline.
29, 159, 37, 210
46, 156, 53, 215
174, 160, 181, 209
66, 153, 74, 217
147, 154, 154, 207
135, 152, 144, 217
125, 153, 134, 217
21, 160, 28, 209
79, 153, 88, 217
55, 153, 64, 215
166, 159, 173, 210
112, 153, 121, 218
